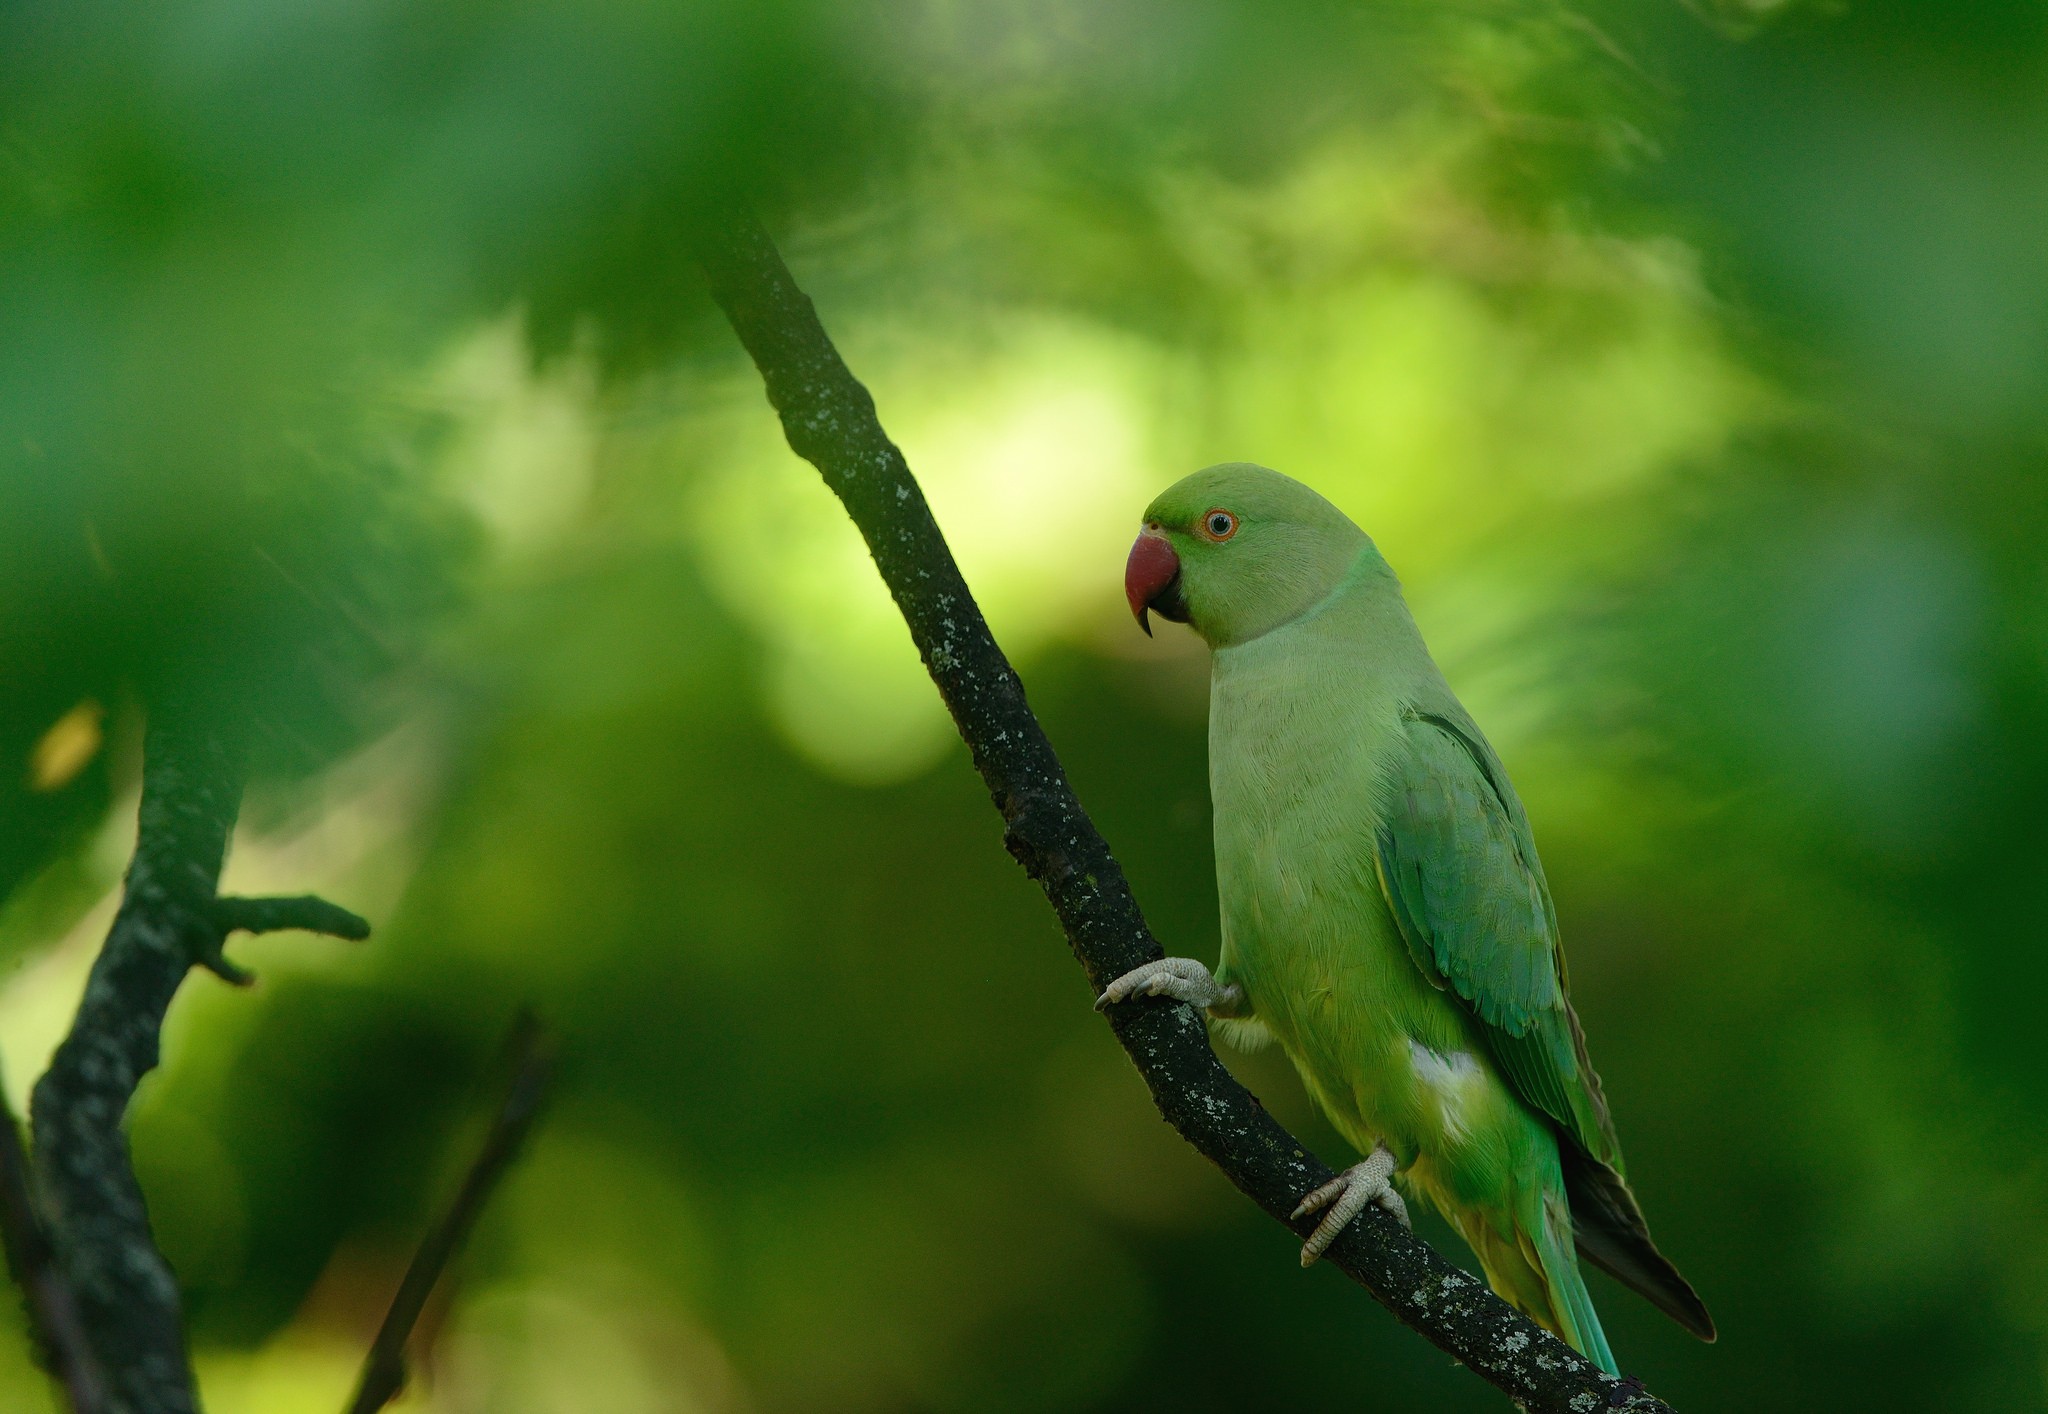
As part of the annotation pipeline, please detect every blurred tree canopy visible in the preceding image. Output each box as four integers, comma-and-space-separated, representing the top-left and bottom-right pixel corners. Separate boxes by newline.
4, 0, 2048, 1410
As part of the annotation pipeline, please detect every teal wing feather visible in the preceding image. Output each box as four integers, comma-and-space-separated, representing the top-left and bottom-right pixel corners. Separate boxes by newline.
1371, 704, 1716, 1341
1371, 706, 1621, 1171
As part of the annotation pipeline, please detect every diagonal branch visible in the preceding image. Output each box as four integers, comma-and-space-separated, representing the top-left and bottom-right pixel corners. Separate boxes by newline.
345, 1012, 553, 1414
25, 703, 370, 1414
691, 207, 1677, 1414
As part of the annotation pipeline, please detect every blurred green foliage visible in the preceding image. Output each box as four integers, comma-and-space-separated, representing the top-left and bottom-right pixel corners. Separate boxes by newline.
3, 0, 2048, 1410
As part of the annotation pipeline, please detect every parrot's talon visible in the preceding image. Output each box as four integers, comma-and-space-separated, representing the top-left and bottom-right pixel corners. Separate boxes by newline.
1294, 1145, 1406, 1266
1094, 957, 1243, 1015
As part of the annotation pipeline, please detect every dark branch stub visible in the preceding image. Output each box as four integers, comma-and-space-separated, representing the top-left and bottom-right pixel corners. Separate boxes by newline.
199, 893, 369, 987
346, 1013, 553, 1414
691, 207, 1678, 1414
26, 704, 370, 1414
214, 895, 372, 947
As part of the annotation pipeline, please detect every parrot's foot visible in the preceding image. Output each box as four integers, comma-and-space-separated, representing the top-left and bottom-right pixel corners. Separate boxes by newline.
1094, 957, 1245, 1017
1291, 1145, 1409, 1267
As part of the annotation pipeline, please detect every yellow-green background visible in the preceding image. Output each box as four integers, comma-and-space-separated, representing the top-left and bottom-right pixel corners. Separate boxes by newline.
2, 1, 2045, 1409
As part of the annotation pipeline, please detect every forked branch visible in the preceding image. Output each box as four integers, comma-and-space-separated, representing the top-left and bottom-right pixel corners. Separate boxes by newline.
26, 705, 368, 1414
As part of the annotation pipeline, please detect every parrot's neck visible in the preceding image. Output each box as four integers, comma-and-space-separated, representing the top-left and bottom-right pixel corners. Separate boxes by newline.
1215, 543, 1416, 649
1304, 545, 1402, 631
1208, 544, 1438, 708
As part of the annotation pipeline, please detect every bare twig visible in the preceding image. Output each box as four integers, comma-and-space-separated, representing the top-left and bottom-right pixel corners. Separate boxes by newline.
691, 208, 1677, 1414
212, 896, 371, 943
190, 896, 373, 987
0, 1070, 105, 1413
25, 702, 370, 1414
345, 1013, 553, 1414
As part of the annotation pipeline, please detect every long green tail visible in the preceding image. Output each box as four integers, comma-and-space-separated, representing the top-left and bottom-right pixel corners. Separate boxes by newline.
1538, 1197, 1618, 1376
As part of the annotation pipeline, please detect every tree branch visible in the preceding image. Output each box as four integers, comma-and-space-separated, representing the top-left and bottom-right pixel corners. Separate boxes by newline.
25, 704, 369, 1414
345, 1013, 553, 1414
691, 208, 1677, 1414
0, 1070, 104, 1413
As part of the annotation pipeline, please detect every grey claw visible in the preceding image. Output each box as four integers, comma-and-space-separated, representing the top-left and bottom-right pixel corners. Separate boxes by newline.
1295, 1146, 1403, 1267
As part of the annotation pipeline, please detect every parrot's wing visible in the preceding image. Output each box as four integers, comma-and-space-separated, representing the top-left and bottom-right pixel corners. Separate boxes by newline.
1373, 705, 1716, 1341
1372, 706, 1618, 1166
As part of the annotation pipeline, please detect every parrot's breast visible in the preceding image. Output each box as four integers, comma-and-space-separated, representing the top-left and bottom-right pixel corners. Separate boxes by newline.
1204, 602, 1492, 1165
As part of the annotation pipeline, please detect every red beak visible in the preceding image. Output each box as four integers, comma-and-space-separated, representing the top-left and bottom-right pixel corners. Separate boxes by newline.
1125, 532, 1182, 636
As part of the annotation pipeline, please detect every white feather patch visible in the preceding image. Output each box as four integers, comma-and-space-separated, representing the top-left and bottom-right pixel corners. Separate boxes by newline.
1407, 1040, 1484, 1144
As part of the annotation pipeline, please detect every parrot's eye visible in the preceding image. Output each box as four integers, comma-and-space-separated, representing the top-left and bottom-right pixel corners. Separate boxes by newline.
1200, 509, 1239, 542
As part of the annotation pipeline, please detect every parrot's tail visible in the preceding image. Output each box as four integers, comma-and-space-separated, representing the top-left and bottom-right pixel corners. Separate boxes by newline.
1457, 1191, 1619, 1377
1562, 1144, 1717, 1342
1535, 1192, 1618, 1377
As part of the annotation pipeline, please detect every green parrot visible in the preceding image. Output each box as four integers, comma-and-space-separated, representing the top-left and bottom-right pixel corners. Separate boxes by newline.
1101, 463, 1713, 1373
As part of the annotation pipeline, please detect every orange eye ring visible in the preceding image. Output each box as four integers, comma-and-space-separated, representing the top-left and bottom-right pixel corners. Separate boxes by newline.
1198, 508, 1239, 542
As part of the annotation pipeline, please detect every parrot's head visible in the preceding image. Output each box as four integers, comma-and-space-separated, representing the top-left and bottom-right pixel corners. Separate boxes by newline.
1126, 463, 1370, 648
